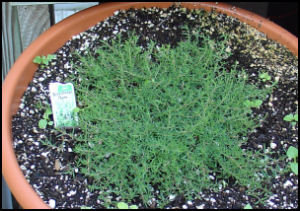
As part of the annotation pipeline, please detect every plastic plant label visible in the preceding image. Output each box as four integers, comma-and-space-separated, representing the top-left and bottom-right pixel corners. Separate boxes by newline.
49, 82, 78, 128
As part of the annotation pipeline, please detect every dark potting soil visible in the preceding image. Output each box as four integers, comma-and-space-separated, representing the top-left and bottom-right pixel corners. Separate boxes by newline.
11, 4, 298, 209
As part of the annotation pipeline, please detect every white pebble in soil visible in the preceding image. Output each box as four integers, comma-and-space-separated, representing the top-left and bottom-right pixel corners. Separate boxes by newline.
196, 204, 205, 209
283, 180, 293, 189
31, 87, 37, 92
270, 142, 277, 149
182, 204, 188, 209
19, 103, 24, 109
48, 199, 56, 208
169, 194, 176, 201
67, 190, 77, 197
210, 198, 216, 203
38, 77, 44, 82
209, 175, 215, 180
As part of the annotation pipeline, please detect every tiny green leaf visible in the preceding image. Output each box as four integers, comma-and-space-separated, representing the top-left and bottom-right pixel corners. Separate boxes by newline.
290, 163, 298, 175
47, 54, 56, 60
117, 202, 128, 209
244, 100, 251, 107
244, 100, 262, 108
45, 108, 52, 116
43, 113, 48, 119
284, 114, 294, 122
129, 205, 138, 209
244, 204, 253, 209
73, 107, 80, 113
259, 72, 271, 82
80, 206, 92, 209
43, 109, 52, 120
33, 56, 42, 64
43, 60, 49, 65
48, 121, 54, 126
287, 146, 298, 159
294, 114, 298, 122
38, 119, 48, 129
253, 99, 262, 108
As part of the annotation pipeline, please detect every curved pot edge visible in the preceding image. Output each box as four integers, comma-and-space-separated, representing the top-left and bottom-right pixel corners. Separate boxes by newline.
2, 2, 298, 209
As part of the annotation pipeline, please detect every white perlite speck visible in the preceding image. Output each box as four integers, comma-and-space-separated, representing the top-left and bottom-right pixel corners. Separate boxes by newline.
196, 204, 205, 209
19, 103, 24, 109
283, 180, 293, 188
270, 142, 277, 149
41, 151, 50, 157
67, 190, 77, 197
209, 175, 215, 180
169, 194, 176, 201
48, 199, 56, 208
31, 87, 37, 92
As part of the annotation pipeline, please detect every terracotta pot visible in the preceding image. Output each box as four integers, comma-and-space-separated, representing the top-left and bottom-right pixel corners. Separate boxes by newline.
2, 2, 298, 209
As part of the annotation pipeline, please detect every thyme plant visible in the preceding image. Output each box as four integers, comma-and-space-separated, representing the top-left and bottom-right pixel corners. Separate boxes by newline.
67, 30, 276, 207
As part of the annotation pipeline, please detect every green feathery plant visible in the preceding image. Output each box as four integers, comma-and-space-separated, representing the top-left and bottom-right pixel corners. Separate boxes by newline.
64, 29, 279, 207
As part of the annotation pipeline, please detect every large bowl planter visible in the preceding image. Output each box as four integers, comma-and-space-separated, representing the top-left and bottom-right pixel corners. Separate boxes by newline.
2, 2, 298, 209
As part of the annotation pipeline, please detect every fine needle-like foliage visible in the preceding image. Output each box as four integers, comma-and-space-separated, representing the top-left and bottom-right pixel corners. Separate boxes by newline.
67, 29, 276, 207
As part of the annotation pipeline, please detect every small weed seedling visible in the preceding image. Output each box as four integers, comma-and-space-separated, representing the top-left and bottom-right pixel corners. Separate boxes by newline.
283, 113, 298, 126
80, 206, 92, 209
259, 72, 271, 82
33, 54, 56, 66
117, 202, 138, 209
244, 204, 253, 209
38, 107, 53, 129
286, 146, 298, 175
244, 99, 263, 108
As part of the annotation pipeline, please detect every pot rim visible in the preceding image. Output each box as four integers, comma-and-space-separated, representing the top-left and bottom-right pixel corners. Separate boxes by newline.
2, 2, 298, 209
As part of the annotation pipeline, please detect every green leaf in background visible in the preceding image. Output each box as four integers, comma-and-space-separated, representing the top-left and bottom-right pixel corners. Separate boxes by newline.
244, 99, 262, 108
45, 108, 52, 116
253, 99, 262, 108
259, 72, 271, 82
244, 204, 253, 209
244, 100, 251, 107
38, 119, 48, 129
290, 163, 298, 175
283, 114, 294, 122
294, 114, 298, 122
33, 56, 42, 64
42, 56, 49, 65
117, 202, 128, 209
80, 206, 92, 209
129, 205, 138, 209
287, 146, 298, 159
47, 54, 56, 61
73, 107, 80, 113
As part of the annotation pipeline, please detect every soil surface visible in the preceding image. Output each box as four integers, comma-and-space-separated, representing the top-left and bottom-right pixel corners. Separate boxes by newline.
12, 4, 298, 209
